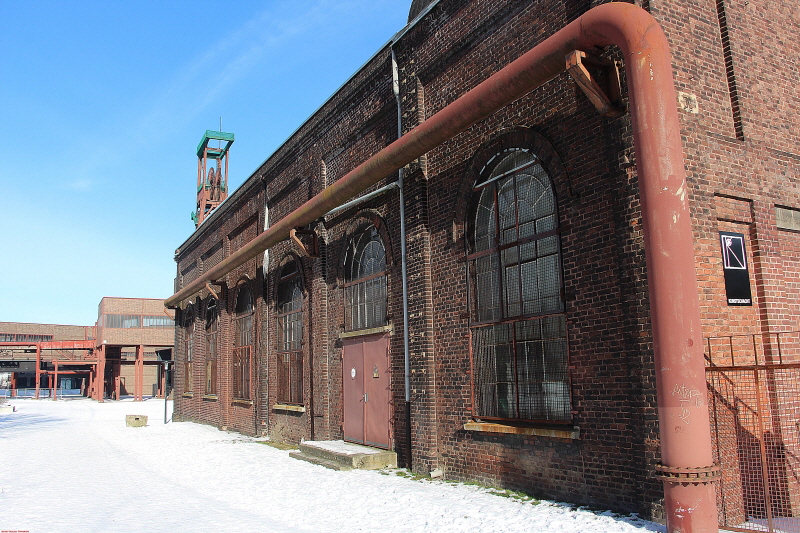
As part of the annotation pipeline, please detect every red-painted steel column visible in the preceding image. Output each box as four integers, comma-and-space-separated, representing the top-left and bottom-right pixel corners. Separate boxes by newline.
10, 371, 16, 397
34, 345, 41, 399
87, 366, 93, 398
114, 363, 121, 401
135, 345, 143, 401
575, 8, 718, 531
96, 345, 106, 402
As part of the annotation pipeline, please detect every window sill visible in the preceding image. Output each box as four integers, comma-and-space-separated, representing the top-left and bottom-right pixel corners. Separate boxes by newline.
202, 394, 218, 401
464, 421, 580, 440
232, 399, 253, 407
339, 324, 393, 339
182, 392, 194, 398
273, 403, 306, 413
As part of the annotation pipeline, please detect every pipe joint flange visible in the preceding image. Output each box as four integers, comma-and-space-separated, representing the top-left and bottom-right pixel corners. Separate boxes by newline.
654, 463, 721, 485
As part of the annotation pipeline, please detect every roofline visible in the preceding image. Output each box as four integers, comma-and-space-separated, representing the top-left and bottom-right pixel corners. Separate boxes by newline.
98, 297, 170, 302
0, 321, 94, 329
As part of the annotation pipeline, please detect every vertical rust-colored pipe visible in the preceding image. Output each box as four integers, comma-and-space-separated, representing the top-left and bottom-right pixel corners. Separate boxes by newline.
573, 6, 718, 532
135, 345, 144, 401
115, 363, 121, 400
164, 4, 716, 530
96, 345, 106, 403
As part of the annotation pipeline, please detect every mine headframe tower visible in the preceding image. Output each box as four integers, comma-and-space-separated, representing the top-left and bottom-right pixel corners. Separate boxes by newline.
193, 130, 234, 227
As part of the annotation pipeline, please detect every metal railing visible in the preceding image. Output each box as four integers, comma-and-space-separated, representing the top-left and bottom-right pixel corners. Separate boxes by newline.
705, 331, 800, 533
0, 388, 85, 399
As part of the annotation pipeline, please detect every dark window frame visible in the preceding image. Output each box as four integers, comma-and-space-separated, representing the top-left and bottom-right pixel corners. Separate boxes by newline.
205, 298, 218, 396
465, 148, 571, 425
343, 225, 388, 331
276, 261, 304, 405
182, 306, 195, 394
233, 285, 253, 401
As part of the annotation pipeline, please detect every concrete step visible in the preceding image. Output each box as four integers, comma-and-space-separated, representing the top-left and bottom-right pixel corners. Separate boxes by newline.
289, 440, 397, 471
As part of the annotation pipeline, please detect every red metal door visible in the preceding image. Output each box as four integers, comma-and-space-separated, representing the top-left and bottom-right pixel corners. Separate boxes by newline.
342, 337, 365, 444
363, 334, 391, 449
342, 334, 391, 449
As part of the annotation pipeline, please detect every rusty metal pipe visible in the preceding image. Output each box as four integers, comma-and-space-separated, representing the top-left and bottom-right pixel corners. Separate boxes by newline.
165, 4, 716, 530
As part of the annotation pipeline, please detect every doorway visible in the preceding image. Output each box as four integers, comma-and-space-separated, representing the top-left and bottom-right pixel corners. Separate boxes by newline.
342, 333, 391, 449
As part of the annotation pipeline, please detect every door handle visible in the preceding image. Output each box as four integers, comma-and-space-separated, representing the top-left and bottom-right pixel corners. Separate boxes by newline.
363, 392, 368, 403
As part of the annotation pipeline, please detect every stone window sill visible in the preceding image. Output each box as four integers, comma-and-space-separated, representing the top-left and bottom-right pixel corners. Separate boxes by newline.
273, 403, 306, 413
202, 394, 218, 401
464, 420, 580, 440
182, 392, 194, 398
232, 399, 253, 407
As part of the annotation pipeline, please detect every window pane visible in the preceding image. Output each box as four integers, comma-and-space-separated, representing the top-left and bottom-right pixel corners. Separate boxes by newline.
514, 315, 570, 421
472, 255, 500, 322
471, 187, 496, 253
537, 235, 557, 256
498, 177, 517, 246
521, 259, 540, 315
473, 324, 516, 419
537, 254, 562, 314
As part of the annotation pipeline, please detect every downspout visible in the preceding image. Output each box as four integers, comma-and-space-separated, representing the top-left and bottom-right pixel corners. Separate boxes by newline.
390, 47, 413, 471
165, 5, 717, 530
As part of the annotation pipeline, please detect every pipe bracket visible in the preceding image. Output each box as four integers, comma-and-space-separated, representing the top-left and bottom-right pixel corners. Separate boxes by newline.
290, 228, 319, 258
204, 282, 222, 301
566, 50, 624, 118
654, 463, 721, 484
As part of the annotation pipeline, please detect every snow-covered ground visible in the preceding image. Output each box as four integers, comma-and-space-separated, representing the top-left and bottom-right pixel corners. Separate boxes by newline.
0, 398, 666, 533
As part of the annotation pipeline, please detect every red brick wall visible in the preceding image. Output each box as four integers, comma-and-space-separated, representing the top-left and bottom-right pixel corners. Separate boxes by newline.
171, 0, 800, 520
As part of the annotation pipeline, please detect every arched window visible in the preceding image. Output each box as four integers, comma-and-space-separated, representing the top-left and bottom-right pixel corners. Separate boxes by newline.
205, 297, 218, 396
233, 285, 253, 400
466, 148, 570, 422
277, 261, 303, 405
343, 225, 387, 331
181, 304, 195, 395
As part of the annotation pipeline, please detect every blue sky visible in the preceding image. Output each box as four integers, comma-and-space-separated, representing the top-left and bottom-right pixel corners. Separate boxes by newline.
0, 0, 410, 326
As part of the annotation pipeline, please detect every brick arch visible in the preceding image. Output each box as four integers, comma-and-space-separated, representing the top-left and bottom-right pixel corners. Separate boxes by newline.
273, 252, 306, 296
232, 278, 254, 315
453, 127, 572, 246
336, 210, 395, 284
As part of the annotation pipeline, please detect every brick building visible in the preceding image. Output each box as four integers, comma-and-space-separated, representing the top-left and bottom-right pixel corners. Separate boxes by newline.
95, 297, 176, 400
0, 298, 175, 400
168, 0, 800, 530
0, 322, 95, 393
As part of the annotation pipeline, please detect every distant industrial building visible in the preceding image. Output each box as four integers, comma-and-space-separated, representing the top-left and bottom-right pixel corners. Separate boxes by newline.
0, 297, 174, 400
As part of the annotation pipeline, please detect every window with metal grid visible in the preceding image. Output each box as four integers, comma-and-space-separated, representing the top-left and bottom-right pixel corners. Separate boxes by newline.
205, 298, 218, 395
343, 225, 387, 331
277, 262, 304, 405
233, 286, 253, 401
466, 149, 570, 423
0, 333, 54, 342
182, 306, 194, 394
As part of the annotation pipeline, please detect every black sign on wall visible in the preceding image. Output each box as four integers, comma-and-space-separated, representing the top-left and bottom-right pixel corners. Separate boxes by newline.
719, 231, 752, 306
